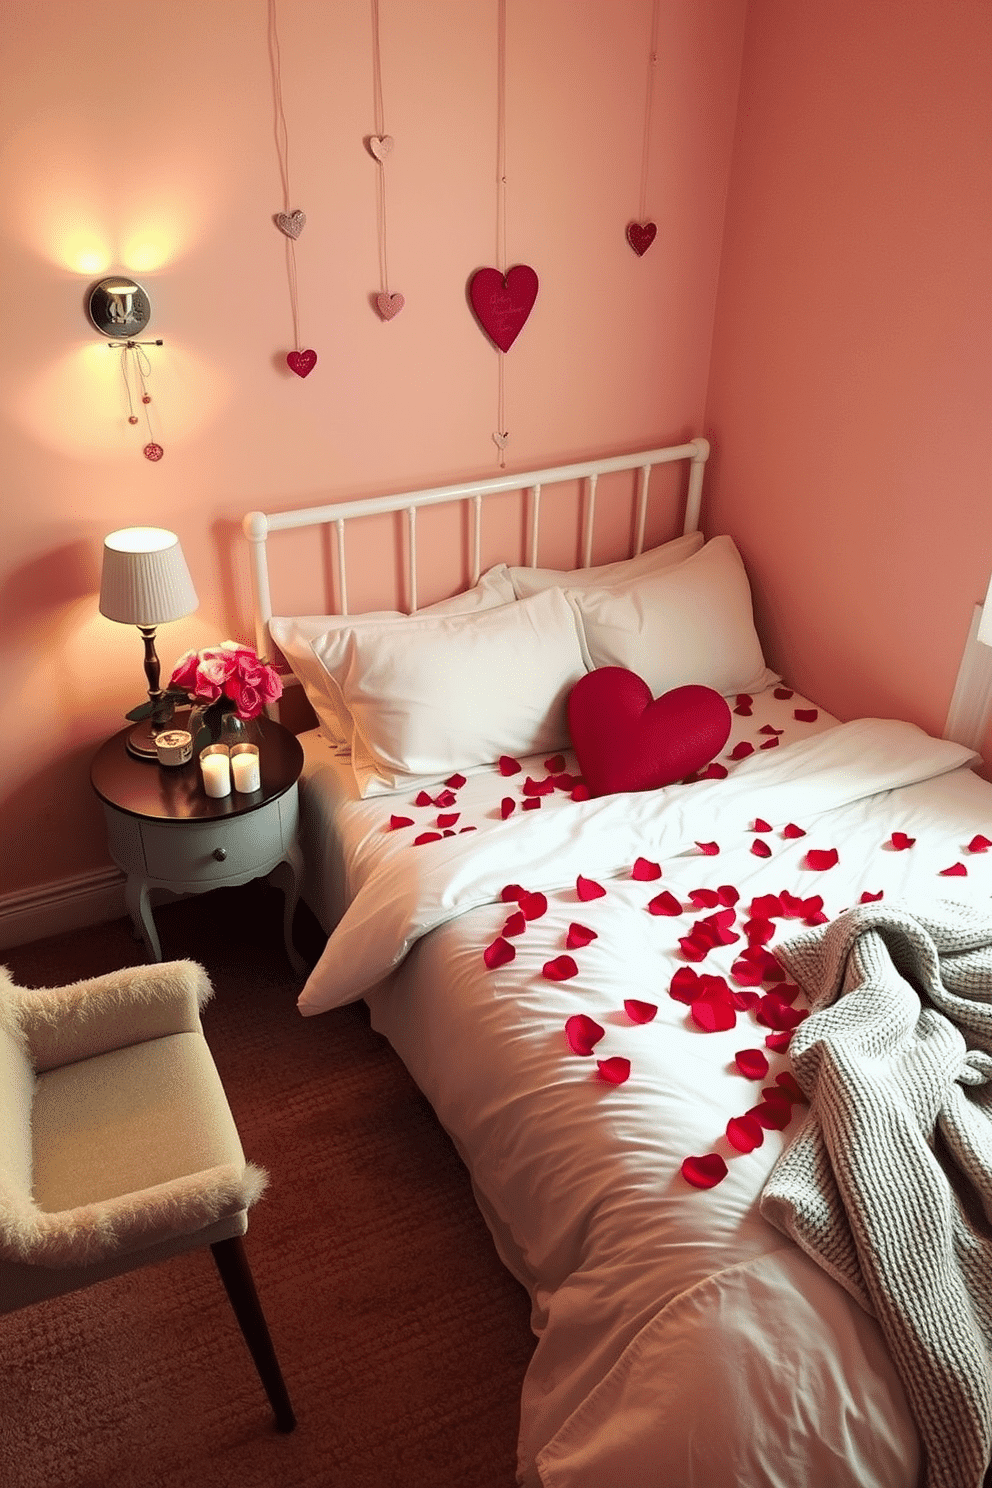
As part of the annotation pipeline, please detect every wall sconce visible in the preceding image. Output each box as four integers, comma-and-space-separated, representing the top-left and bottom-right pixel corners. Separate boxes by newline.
87, 277, 153, 338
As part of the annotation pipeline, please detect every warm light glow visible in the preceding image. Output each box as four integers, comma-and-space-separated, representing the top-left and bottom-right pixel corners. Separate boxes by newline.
121, 234, 176, 274
105, 527, 178, 554
72, 244, 112, 276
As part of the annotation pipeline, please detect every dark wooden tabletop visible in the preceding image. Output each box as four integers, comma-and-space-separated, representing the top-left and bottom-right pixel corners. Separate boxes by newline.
91, 715, 305, 823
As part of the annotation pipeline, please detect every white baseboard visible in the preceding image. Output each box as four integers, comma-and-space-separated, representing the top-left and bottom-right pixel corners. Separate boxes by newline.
0, 867, 127, 952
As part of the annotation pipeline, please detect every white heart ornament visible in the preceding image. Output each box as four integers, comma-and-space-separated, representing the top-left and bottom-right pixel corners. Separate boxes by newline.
492, 431, 509, 451
376, 292, 405, 321
274, 209, 306, 239
368, 135, 394, 161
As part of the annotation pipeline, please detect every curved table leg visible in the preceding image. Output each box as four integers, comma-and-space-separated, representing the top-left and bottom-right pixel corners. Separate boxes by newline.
268, 844, 306, 975
125, 874, 162, 962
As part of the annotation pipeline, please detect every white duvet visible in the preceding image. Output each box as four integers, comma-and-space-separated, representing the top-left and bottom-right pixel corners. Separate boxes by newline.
298, 712, 992, 1486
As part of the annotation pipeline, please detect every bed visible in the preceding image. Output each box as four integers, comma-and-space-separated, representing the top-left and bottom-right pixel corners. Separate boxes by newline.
243, 443, 992, 1488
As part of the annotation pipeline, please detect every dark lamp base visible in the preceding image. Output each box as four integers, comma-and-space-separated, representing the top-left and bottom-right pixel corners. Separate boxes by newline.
125, 718, 163, 761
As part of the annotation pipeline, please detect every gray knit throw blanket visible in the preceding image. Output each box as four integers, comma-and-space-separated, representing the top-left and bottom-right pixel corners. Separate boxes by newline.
761, 899, 992, 1488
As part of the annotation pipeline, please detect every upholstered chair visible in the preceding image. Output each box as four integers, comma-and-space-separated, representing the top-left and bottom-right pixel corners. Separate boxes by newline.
0, 958, 295, 1433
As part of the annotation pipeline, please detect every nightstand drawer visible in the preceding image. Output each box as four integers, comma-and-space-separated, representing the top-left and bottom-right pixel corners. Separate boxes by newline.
140, 795, 290, 883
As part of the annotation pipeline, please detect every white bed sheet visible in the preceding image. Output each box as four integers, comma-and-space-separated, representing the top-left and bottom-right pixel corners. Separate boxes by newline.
296, 691, 992, 1487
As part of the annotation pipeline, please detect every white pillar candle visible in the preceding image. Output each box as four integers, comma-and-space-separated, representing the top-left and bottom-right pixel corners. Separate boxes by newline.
231, 745, 261, 793
200, 748, 231, 798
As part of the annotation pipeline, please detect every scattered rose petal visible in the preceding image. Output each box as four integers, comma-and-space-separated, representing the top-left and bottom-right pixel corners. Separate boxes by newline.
804, 848, 839, 871
389, 815, 413, 829
682, 1153, 728, 1189
437, 812, 460, 827
753, 817, 772, 833
794, 708, 819, 722
414, 831, 442, 845
544, 955, 579, 981
782, 823, 807, 839
523, 797, 542, 811
624, 998, 658, 1024
691, 986, 737, 1032
484, 937, 515, 969
544, 753, 566, 773
500, 797, 516, 819
700, 762, 729, 780
735, 694, 753, 712
774, 687, 794, 700
749, 1096, 793, 1130
731, 989, 761, 1011
632, 857, 662, 881
445, 773, 467, 789
498, 755, 521, 776
940, 863, 967, 877
577, 875, 606, 901
890, 832, 916, 851
760, 736, 780, 751
774, 983, 801, 1005
415, 791, 433, 807
729, 742, 754, 761
696, 841, 720, 856
756, 996, 808, 1031
442, 829, 456, 837
648, 890, 683, 917
597, 1057, 631, 1085
434, 789, 456, 808
501, 884, 525, 902
727, 1115, 765, 1153
860, 890, 883, 903
519, 891, 548, 920
689, 888, 720, 909
669, 967, 702, 1004
735, 1048, 769, 1080
523, 776, 555, 796
744, 917, 775, 945
565, 1013, 604, 1055
502, 911, 527, 937
730, 959, 764, 986
551, 772, 579, 791
718, 885, 740, 907
804, 910, 829, 926
758, 726, 783, 738
765, 1030, 794, 1053
750, 893, 783, 919
775, 1072, 806, 1103
751, 839, 772, 858
571, 783, 591, 801
567, 922, 598, 949
968, 835, 992, 853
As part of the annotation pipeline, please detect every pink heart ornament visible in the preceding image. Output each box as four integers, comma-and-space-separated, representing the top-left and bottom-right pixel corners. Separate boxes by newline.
376, 292, 405, 320
368, 135, 394, 161
626, 221, 657, 256
469, 265, 539, 352
286, 349, 317, 378
274, 209, 306, 239
492, 431, 509, 451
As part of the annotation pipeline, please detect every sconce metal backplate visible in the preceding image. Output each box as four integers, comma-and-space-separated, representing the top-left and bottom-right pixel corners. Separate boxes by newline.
87, 277, 152, 338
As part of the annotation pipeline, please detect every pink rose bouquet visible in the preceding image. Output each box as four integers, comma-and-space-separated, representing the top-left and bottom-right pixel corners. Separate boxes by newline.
169, 641, 283, 720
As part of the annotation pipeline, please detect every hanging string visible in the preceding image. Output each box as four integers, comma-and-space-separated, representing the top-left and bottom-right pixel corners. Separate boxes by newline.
638, 0, 661, 223
119, 343, 162, 459
495, 0, 508, 466
268, 0, 302, 352
371, 0, 390, 295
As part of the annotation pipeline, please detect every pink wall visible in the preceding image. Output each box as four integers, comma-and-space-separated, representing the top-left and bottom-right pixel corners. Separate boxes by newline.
0, 0, 747, 900
704, 0, 992, 757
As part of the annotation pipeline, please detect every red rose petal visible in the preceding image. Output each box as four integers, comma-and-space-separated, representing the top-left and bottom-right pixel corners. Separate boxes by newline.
735, 1048, 770, 1080
543, 955, 578, 981
732, 990, 761, 1012
696, 841, 720, 856
624, 998, 658, 1024
804, 848, 839, 871
389, 815, 414, 829
544, 753, 566, 773
765, 1030, 794, 1052
502, 911, 527, 937
522, 797, 542, 811
758, 727, 783, 738
730, 959, 764, 986
632, 857, 662, 881
774, 983, 801, 1005
691, 987, 737, 1032
775, 1072, 806, 1104
501, 884, 525, 902
782, 823, 807, 839
597, 1056, 631, 1085
744, 917, 775, 945
669, 967, 702, 1004
729, 741, 754, 761
415, 790, 433, 807
968, 835, 992, 853
890, 832, 915, 851
689, 888, 720, 909
571, 783, 591, 801
577, 875, 606, 901
756, 997, 808, 1032
750, 893, 783, 919
566, 922, 598, 949
735, 693, 753, 710
940, 863, 967, 877
860, 890, 883, 903
726, 1115, 765, 1153
760, 736, 780, 751
484, 937, 515, 969
414, 831, 442, 845
753, 817, 772, 833
437, 812, 460, 827
718, 885, 740, 907
519, 891, 548, 920
774, 687, 794, 700
442, 830, 456, 837
749, 1097, 793, 1130
794, 708, 819, 722
434, 790, 456, 808
751, 839, 772, 858
445, 773, 467, 789
498, 755, 521, 776
523, 776, 555, 796
700, 762, 729, 780
565, 1013, 604, 1055
500, 797, 516, 819
681, 1153, 728, 1189
648, 890, 683, 917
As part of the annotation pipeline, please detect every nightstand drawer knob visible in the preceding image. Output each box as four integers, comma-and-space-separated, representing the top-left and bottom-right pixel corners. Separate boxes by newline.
212, 847, 228, 862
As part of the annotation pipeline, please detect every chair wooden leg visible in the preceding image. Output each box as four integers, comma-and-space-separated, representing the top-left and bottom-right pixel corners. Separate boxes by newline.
211, 1235, 296, 1432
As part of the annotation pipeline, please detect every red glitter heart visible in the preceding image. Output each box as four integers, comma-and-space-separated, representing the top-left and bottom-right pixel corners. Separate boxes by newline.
626, 221, 657, 256
286, 349, 317, 378
469, 265, 539, 352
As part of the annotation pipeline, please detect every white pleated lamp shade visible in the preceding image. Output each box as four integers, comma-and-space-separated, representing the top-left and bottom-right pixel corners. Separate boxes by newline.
99, 527, 198, 626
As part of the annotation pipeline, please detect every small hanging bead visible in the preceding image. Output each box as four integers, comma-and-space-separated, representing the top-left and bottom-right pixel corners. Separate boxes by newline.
142, 394, 152, 404
128, 415, 139, 425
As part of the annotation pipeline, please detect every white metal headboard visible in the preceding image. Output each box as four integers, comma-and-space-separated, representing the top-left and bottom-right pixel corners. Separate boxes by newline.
243, 438, 710, 656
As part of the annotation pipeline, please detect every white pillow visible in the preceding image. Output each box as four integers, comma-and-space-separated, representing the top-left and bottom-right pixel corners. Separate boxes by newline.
309, 587, 587, 795
269, 564, 516, 743
508, 530, 703, 599
565, 535, 776, 700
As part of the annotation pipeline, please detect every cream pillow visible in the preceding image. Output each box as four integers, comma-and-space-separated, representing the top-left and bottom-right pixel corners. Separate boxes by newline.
308, 587, 587, 795
565, 535, 776, 700
508, 530, 703, 599
269, 564, 515, 743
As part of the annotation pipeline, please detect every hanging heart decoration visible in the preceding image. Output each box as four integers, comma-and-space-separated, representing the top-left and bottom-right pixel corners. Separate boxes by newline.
143, 442, 164, 462
626, 221, 657, 257
368, 134, 394, 161
492, 431, 509, 451
469, 265, 539, 353
286, 349, 318, 378
376, 292, 405, 321
274, 209, 307, 239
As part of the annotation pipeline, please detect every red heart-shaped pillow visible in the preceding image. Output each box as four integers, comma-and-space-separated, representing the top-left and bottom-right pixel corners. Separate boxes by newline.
568, 667, 732, 798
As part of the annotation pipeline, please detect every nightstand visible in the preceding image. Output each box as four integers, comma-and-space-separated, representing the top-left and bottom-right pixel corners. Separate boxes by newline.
91, 716, 306, 974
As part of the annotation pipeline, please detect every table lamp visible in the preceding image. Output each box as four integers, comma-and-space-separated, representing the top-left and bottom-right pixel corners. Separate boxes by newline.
99, 527, 199, 759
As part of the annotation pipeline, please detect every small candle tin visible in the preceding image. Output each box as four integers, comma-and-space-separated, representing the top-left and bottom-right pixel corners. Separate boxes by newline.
154, 729, 193, 767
